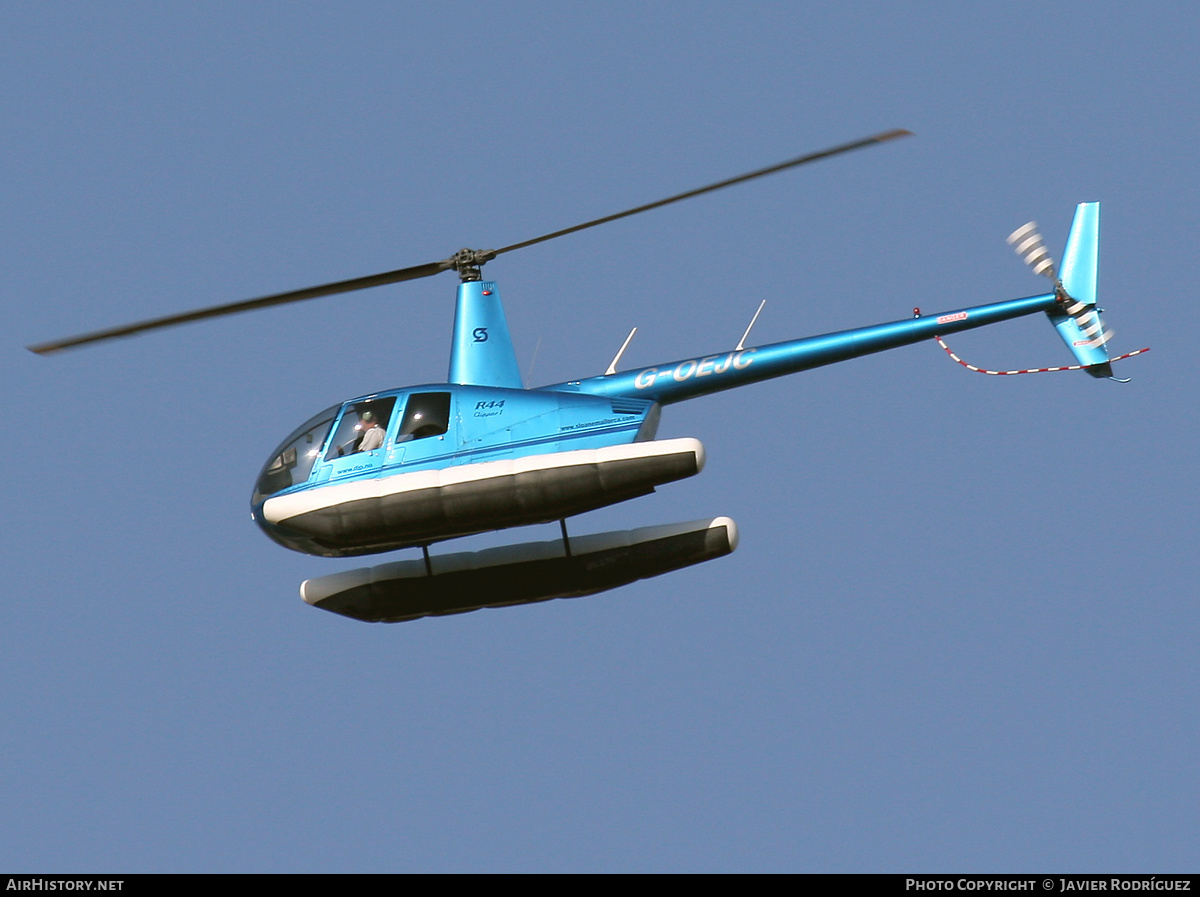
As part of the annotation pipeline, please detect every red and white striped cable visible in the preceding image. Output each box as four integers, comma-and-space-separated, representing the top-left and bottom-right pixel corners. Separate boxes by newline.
935, 336, 1149, 375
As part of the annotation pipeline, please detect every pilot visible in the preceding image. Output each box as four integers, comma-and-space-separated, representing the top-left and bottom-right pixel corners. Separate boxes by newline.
356, 410, 385, 452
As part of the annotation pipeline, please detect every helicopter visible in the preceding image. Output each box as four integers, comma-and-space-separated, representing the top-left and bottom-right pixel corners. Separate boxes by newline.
29, 129, 1146, 623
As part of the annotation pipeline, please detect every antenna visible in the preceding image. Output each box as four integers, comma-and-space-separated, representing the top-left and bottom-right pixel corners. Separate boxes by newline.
605, 327, 638, 376
736, 300, 766, 351
526, 335, 543, 384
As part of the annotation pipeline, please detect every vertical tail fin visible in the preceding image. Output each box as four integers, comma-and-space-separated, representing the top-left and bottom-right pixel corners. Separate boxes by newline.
1048, 202, 1113, 377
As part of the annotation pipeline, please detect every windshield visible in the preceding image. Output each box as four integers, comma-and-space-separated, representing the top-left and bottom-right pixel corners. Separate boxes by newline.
252, 405, 339, 504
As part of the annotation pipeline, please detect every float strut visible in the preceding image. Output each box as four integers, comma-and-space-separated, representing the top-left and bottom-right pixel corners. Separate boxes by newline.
421, 545, 433, 576
560, 519, 572, 558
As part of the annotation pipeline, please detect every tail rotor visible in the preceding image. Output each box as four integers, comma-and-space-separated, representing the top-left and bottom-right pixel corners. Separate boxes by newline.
1007, 221, 1058, 282
1008, 204, 1125, 377
939, 203, 1147, 380
1006, 214, 1115, 354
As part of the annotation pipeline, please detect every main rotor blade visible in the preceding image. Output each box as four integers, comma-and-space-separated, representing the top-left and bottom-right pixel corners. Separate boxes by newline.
27, 258, 452, 354
494, 129, 912, 257
30, 128, 910, 355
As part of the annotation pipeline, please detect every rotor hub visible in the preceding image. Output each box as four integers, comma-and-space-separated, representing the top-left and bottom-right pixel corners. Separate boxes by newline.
449, 248, 497, 283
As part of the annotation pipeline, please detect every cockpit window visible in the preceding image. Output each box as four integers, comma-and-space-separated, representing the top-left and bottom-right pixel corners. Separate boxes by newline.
395, 392, 451, 442
324, 398, 397, 461
253, 405, 339, 503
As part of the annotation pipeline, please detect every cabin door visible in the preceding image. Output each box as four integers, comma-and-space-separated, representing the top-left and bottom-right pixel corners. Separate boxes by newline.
385, 392, 457, 469
318, 397, 397, 483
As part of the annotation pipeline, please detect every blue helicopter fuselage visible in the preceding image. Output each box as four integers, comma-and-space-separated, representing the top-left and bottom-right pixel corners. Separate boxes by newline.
251, 279, 1068, 558
250, 379, 674, 556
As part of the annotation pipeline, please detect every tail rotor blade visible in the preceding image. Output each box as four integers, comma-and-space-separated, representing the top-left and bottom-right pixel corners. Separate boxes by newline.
1075, 308, 1103, 339
1007, 221, 1058, 282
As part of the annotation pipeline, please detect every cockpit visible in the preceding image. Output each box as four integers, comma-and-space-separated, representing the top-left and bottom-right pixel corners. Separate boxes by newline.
252, 391, 455, 506
252, 404, 339, 505
323, 398, 396, 459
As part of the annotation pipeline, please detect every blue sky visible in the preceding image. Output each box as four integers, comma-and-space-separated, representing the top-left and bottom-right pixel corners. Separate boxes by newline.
2, 2, 1197, 872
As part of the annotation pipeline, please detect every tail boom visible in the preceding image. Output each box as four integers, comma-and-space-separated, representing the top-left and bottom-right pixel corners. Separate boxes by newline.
553, 292, 1059, 404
